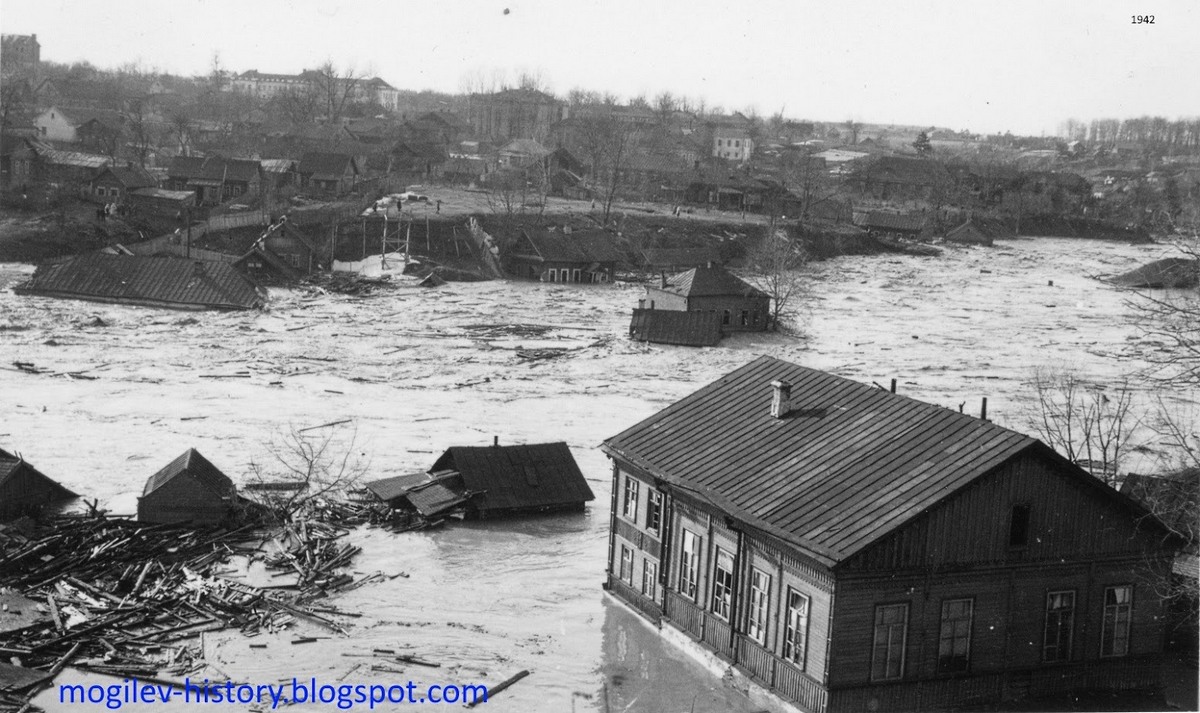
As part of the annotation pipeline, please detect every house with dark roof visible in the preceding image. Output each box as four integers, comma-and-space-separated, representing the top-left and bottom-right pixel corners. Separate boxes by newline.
846, 155, 952, 202
15, 253, 266, 310
629, 308, 723, 347
502, 227, 624, 283
88, 164, 157, 203
602, 356, 1180, 712
852, 210, 928, 240
944, 219, 994, 246
297, 151, 359, 194
166, 155, 262, 205
364, 441, 594, 521
0, 447, 77, 521
642, 263, 770, 332
138, 449, 239, 525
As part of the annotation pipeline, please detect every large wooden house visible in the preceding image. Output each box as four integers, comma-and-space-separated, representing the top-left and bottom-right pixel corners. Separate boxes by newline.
502, 228, 623, 284
602, 356, 1179, 712
138, 449, 239, 526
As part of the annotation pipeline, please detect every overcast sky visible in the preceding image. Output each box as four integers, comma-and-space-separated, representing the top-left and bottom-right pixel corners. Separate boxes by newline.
3, 0, 1197, 136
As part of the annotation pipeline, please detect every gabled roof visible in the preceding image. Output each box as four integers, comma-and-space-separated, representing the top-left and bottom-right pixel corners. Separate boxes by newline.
0, 449, 77, 503
499, 138, 550, 158
167, 155, 261, 183
858, 155, 950, 185
602, 356, 1041, 567
93, 165, 157, 190
363, 472, 434, 502
520, 229, 624, 264
853, 210, 926, 233
630, 308, 723, 347
15, 254, 266, 310
430, 442, 594, 513
297, 151, 357, 178
142, 448, 235, 499
653, 264, 767, 299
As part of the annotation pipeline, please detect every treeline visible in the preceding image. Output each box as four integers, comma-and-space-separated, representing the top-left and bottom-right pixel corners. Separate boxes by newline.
1063, 116, 1200, 152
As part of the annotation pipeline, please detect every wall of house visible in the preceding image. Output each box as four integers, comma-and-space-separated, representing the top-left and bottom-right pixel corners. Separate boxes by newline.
137, 475, 231, 525
641, 287, 688, 311
34, 109, 77, 142
0, 467, 70, 520
685, 295, 771, 332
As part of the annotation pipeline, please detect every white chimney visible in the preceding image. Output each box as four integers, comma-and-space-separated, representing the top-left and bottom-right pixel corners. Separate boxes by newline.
770, 380, 792, 419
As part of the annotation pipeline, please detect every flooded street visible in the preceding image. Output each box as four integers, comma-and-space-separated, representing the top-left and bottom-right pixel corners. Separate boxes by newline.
1, 237, 1186, 712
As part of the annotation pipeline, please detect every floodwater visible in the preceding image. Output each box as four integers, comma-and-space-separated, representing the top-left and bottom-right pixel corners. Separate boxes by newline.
0, 237, 1188, 712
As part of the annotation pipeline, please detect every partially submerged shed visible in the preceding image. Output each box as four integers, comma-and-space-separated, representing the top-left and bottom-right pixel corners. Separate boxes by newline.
138, 449, 239, 526
365, 441, 594, 520
15, 254, 266, 310
0, 447, 77, 521
629, 308, 723, 347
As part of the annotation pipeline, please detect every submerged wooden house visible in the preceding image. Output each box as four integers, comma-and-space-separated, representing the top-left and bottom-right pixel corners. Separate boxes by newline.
602, 356, 1179, 713
0, 447, 77, 521
502, 228, 623, 284
15, 254, 266, 310
641, 263, 770, 333
365, 441, 594, 521
138, 449, 239, 526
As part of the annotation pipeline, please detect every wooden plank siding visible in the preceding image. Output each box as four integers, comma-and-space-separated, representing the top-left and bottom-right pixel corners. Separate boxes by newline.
138, 475, 231, 525
842, 453, 1168, 573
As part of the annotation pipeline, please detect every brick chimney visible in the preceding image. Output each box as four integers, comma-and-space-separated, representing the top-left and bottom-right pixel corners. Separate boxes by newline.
770, 380, 792, 419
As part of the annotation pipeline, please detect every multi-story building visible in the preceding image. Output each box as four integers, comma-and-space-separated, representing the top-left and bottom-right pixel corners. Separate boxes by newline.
1, 34, 40, 80
229, 70, 401, 112
602, 356, 1179, 713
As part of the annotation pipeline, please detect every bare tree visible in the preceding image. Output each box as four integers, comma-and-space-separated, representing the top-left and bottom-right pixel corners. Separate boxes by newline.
169, 113, 193, 156
1129, 225, 1200, 389
1024, 366, 1139, 485
748, 218, 811, 332
246, 423, 369, 523
781, 149, 840, 220
312, 60, 363, 123
576, 115, 638, 224
126, 98, 158, 168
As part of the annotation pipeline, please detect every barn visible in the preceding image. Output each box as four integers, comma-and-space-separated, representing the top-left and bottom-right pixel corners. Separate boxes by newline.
0, 447, 77, 521
138, 449, 239, 526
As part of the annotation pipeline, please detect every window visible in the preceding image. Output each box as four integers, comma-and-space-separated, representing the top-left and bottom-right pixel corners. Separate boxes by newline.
938, 598, 973, 673
546, 269, 556, 282
96, 187, 106, 197
1101, 585, 1132, 657
111, 188, 119, 197
619, 545, 634, 585
679, 529, 701, 600
722, 309, 731, 325
872, 603, 909, 681
1009, 504, 1030, 547
747, 569, 771, 645
783, 588, 809, 667
622, 476, 639, 520
740, 310, 749, 326
711, 548, 734, 621
572, 268, 581, 283
645, 489, 662, 536
1043, 590, 1075, 662
641, 559, 658, 600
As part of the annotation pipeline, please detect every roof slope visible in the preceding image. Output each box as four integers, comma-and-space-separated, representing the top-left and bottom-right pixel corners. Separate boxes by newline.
657, 264, 767, 299
298, 151, 356, 178
167, 156, 260, 183
602, 356, 1036, 566
854, 211, 926, 232
431, 442, 594, 513
143, 448, 235, 498
15, 254, 265, 310
522, 229, 624, 264
630, 309, 723, 347
0, 450, 77, 501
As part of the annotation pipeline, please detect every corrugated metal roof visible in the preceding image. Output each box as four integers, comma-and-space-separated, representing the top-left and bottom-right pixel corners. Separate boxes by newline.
16, 254, 266, 310
602, 356, 1036, 566
142, 448, 236, 499
655, 264, 768, 299
630, 308, 723, 347
430, 443, 594, 513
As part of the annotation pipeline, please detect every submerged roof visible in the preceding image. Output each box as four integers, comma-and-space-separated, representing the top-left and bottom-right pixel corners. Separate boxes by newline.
16, 254, 266, 310
431, 442, 594, 513
519, 229, 624, 265
630, 308, 723, 347
142, 448, 236, 499
0, 448, 77, 504
653, 264, 767, 299
602, 356, 1038, 566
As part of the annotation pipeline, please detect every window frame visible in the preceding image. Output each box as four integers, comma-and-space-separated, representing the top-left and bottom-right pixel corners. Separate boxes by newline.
746, 568, 771, 646
645, 489, 663, 537
1043, 589, 1076, 662
679, 529, 701, 601
710, 547, 734, 621
641, 558, 658, 600
1101, 584, 1133, 658
621, 475, 640, 521
783, 587, 810, 668
937, 597, 974, 674
871, 602, 909, 682
619, 544, 634, 585
1009, 503, 1031, 548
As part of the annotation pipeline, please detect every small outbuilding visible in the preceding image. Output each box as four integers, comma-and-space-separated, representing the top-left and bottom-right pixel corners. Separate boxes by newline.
138, 448, 239, 526
944, 219, 994, 246
629, 308, 723, 347
0, 447, 78, 521
365, 441, 594, 521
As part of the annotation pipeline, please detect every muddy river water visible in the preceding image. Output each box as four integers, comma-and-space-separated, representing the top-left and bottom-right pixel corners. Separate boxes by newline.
0, 237, 1188, 712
